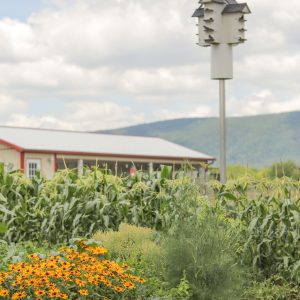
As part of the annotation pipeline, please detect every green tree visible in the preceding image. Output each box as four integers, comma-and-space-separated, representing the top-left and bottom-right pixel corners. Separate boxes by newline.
268, 160, 300, 179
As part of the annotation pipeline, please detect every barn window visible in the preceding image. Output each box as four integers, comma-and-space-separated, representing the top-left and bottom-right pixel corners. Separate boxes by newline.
26, 159, 41, 179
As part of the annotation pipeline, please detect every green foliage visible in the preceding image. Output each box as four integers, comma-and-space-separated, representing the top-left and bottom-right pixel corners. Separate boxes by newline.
0, 166, 203, 245
0, 240, 55, 271
267, 160, 300, 179
0, 222, 7, 234
227, 164, 260, 180
214, 177, 300, 284
161, 210, 247, 300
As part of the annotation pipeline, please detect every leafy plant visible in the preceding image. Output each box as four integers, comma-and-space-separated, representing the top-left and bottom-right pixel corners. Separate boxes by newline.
161, 210, 247, 300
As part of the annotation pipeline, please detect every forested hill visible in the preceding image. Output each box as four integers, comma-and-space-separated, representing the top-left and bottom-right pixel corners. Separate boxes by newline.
98, 111, 300, 167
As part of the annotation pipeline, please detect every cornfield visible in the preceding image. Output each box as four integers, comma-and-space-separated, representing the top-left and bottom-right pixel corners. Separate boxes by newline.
0, 164, 202, 244
213, 177, 300, 282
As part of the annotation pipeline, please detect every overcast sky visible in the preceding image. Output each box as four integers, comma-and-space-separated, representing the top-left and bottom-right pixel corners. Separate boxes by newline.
0, 0, 299, 131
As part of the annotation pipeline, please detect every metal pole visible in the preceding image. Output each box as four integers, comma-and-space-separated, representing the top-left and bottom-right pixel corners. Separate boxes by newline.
219, 79, 227, 184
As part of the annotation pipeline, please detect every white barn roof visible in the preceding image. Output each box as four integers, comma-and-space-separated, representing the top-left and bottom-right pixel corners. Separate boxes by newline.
0, 126, 214, 161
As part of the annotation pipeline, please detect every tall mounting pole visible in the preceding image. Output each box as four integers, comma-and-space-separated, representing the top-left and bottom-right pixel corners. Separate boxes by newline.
192, 0, 251, 184
219, 79, 226, 183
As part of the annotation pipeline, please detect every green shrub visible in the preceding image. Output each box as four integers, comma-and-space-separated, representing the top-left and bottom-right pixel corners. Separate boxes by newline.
93, 223, 161, 266
161, 210, 247, 300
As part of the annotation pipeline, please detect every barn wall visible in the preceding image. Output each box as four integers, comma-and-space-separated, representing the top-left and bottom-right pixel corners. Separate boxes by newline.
0, 144, 20, 170
25, 153, 55, 179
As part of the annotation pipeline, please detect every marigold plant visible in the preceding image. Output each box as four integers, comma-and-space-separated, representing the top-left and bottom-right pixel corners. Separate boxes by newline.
0, 240, 145, 299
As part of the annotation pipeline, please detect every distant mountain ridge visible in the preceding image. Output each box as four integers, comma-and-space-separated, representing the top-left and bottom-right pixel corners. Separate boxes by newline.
98, 111, 300, 167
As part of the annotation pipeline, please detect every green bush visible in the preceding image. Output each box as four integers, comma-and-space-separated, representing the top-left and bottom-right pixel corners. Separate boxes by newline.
93, 223, 161, 267
161, 210, 247, 300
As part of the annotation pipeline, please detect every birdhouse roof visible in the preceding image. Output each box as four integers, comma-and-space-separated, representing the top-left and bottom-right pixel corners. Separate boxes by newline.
199, 0, 237, 4
192, 1, 250, 18
225, 0, 238, 4
222, 3, 251, 14
192, 7, 204, 18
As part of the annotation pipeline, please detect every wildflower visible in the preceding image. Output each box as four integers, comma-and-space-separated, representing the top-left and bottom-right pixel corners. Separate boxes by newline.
75, 279, 87, 287
34, 290, 46, 297
114, 286, 124, 293
123, 281, 135, 289
78, 289, 89, 296
0, 239, 144, 299
12, 291, 26, 299
48, 288, 61, 298
0, 289, 9, 297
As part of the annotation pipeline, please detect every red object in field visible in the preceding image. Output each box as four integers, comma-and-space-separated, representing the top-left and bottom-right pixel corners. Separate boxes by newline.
130, 167, 135, 176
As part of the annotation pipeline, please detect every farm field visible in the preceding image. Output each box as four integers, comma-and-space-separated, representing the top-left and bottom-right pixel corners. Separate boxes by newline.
0, 165, 300, 299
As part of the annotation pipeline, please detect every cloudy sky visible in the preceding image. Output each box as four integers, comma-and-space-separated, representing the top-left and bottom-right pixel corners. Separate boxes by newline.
0, 0, 299, 131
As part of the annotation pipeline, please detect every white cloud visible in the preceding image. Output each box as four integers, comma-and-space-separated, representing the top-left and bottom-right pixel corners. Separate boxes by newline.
155, 105, 213, 121
0, 95, 26, 115
0, 0, 300, 130
0, 18, 46, 63
6, 114, 73, 130
5, 101, 145, 131
228, 90, 300, 116
66, 101, 145, 130
122, 65, 209, 95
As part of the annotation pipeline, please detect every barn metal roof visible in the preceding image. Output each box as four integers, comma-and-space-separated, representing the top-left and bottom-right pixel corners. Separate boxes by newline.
0, 126, 214, 161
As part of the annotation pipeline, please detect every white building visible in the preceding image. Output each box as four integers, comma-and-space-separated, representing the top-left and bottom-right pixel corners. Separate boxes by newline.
0, 126, 215, 178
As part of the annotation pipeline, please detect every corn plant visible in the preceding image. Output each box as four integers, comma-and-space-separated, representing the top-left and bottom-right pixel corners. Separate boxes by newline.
213, 177, 300, 283
0, 164, 204, 245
